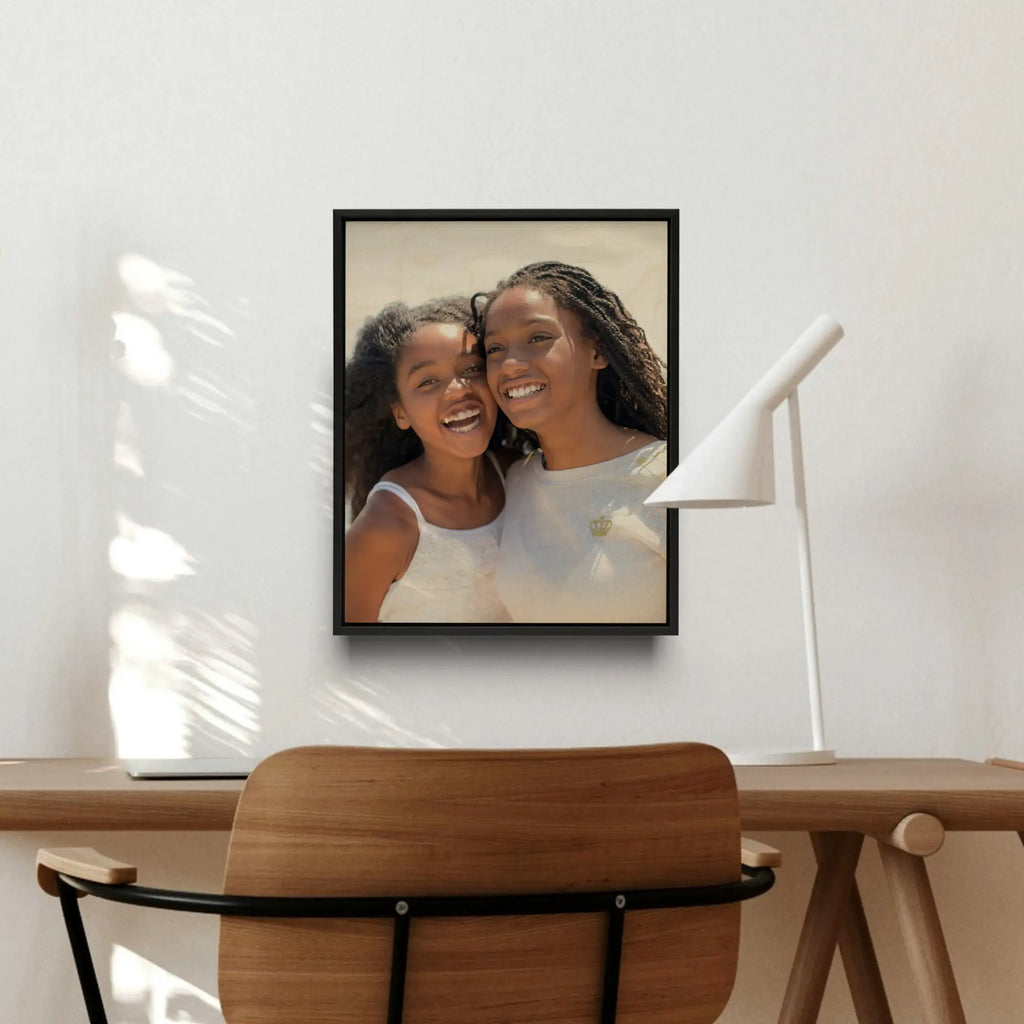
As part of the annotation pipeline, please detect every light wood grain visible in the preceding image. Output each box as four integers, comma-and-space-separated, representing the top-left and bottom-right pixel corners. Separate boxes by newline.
810, 833, 894, 1024
4, 757, 1024, 833
878, 843, 966, 1024
0, 759, 240, 830
740, 837, 781, 867
735, 758, 1024, 832
218, 743, 744, 1024
36, 846, 137, 896
779, 831, 863, 1024
987, 757, 1024, 771
882, 813, 945, 857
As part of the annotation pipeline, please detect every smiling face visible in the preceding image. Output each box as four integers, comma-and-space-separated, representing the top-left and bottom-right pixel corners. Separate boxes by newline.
391, 322, 497, 459
483, 287, 608, 435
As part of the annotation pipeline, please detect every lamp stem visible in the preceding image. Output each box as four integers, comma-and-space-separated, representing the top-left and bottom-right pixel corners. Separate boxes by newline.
787, 391, 827, 751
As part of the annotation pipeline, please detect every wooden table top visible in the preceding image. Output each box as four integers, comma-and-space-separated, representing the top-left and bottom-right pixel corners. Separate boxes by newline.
0, 758, 242, 830
1, 756, 1022, 833
736, 757, 1024, 832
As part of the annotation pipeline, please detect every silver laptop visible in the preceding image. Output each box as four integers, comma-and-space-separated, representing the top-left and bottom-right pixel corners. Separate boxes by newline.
124, 757, 258, 779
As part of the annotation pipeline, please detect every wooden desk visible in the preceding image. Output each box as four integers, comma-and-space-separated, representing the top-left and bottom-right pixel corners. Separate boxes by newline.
3, 757, 1023, 1023
737, 757, 1024, 832
738, 759, 1024, 1024
4, 756, 1023, 832
0, 758, 242, 831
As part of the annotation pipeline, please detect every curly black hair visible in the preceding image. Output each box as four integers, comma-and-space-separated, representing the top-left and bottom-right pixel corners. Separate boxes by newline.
344, 296, 513, 517
472, 261, 668, 441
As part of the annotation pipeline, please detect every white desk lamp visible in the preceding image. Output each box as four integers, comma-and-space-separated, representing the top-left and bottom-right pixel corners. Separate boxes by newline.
645, 314, 844, 766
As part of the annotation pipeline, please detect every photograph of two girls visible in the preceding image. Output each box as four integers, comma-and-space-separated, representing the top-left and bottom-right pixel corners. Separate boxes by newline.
336, 213, 678, 633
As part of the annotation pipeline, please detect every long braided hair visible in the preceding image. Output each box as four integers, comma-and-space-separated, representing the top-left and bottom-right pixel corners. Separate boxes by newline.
472, 261, 668, 440
344, 296, 511, 518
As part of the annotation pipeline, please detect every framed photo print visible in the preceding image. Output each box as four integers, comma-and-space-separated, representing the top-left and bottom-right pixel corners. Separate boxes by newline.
335, 210, 678, 635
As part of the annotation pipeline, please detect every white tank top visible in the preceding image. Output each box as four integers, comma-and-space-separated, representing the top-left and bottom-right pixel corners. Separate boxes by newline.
370, 453, 511, 623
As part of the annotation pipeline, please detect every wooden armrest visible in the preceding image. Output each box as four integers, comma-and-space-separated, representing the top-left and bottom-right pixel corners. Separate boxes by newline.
37, 847, 138, 898
741, 837, 781, 868
988, 757, 1024, 771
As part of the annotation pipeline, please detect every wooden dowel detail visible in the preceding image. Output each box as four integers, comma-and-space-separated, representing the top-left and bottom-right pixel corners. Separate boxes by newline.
878, 843, 966, 1024
741, 837, 782, 868
882, 813, 945, 857
778, 831, 863, 1024
811, 834, 893, 1024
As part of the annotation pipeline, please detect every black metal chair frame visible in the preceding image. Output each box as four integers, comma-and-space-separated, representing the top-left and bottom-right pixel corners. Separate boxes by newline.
55, 864, 775, 1024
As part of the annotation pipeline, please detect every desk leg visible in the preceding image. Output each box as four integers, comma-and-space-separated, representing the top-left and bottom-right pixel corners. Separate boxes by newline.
778, 831, 863, 1024
811, 834, 893, 1024
877, 842, 966, 1024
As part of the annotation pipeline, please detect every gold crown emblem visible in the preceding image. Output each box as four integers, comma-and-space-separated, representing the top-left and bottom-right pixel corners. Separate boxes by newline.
589, 516, 613, 537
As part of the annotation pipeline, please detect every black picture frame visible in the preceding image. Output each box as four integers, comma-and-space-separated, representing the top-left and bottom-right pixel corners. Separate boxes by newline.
334, 209, 679, 635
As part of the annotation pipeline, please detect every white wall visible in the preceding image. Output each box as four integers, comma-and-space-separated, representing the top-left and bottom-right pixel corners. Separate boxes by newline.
2, 1, 1023, 1020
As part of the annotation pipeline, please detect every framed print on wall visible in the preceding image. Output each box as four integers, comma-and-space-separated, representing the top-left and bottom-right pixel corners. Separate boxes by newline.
335, 210, 678, 636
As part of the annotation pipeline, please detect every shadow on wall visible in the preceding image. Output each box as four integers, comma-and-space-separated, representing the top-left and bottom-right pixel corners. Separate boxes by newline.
313, 633, 665, 750
313, 673, 451, 747
310, 384, 333, 529
106, 253, 261, 758
110, 944, 222, 1024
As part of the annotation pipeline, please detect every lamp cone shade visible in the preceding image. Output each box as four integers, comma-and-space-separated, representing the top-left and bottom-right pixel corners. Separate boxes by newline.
646, 403, 775, 508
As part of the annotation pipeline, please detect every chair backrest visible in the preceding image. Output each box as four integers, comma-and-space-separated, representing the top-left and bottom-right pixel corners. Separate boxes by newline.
218, 742, 742, 1024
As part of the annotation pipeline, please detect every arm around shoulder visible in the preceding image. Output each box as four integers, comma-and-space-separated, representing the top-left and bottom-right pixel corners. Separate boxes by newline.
343, 492, 419, 623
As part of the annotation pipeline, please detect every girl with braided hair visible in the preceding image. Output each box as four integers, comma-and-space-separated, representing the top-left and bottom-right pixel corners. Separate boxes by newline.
343, 297, 512, 623
476, 261, 669, 624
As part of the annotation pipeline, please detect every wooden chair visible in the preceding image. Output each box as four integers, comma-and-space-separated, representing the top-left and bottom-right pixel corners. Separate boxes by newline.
37, 742, 779, 1024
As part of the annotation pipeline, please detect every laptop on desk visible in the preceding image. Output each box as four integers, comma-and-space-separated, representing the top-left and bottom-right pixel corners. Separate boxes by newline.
124, 758, 258, 780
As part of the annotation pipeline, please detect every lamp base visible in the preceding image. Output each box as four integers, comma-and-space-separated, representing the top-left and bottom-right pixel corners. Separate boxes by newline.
725, 747, 836, 767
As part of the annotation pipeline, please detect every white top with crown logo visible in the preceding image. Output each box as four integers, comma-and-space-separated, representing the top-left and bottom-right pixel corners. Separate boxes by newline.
496, 441, 668, 624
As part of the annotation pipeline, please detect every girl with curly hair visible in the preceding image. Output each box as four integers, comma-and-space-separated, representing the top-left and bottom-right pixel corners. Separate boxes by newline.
475, 261, 669, 624
343, 297, 511, 623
